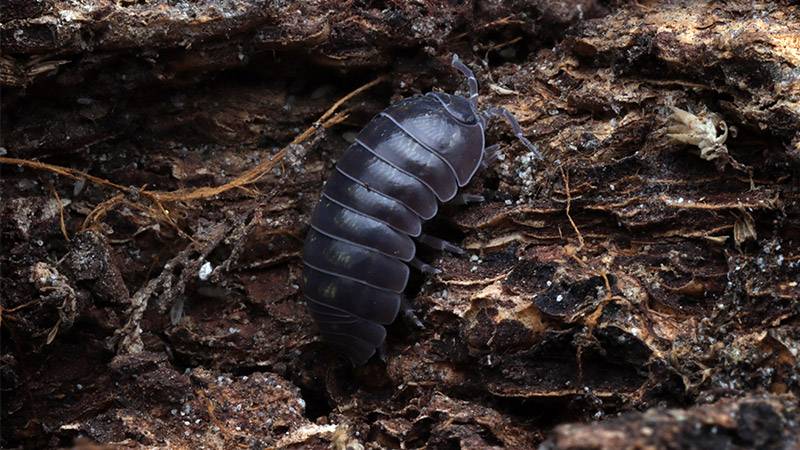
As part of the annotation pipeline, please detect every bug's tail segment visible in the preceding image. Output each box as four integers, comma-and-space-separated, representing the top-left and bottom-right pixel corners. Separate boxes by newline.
451, 54, 479, 110
303, 267, 402, 325
318, 319, 387, 366
322, 332, 377, 366
484, 107, 542, 160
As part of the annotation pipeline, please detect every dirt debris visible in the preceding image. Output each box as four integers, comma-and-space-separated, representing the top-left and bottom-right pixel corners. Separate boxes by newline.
61, 353, 339, 448
540, 394, 800, 450
28, 261, 79, 345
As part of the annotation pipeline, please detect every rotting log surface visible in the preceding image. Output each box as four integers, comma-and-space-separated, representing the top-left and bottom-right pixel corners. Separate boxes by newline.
1, 1, 799, 448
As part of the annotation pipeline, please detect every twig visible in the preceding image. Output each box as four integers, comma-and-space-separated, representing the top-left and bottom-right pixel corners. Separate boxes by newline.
485, 36, 522, 56
0, 75, 387, 206
111, 222, 230, 353
449, 16, 527, 41
245, 110, 350, 186
81, 194, 125, 230
560, 166, 585, 250
0, 157, 131, 192
0, 75, 388, 237
0, 299, 40, 327
50, 184, 70, 242
213, 209, 263, 277
142, 77, 383, 202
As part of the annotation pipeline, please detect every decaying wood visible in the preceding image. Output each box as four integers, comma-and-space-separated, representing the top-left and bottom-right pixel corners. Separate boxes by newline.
1, 0, 798, 448
541, 394, 800, 450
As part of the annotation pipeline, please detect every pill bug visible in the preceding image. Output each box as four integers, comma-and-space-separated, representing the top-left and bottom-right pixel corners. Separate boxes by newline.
302, 55, 541, 365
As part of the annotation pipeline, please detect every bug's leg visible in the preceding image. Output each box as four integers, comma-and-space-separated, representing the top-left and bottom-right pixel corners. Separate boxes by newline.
400, 297, 425, 330
483, 107, 542, 159
409, 257, 441, 274
451, 54, 479, 110
416, 233, 465, 255
480, 143, 502, 169
448, 193, 485, 206
376, 343, 388, 362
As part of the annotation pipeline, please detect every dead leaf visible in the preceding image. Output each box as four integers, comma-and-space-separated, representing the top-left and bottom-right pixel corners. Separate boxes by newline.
666, 106, 747, 171
46, 319, 61, 345
733, 208, 757, 246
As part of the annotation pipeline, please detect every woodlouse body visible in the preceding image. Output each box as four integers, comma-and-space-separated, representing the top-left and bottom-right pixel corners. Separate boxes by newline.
302, 56, 539, 365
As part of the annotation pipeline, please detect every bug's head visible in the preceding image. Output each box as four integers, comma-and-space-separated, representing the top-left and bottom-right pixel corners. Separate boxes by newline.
448, 54, 483, 125
449, 54, 541, 159
429, 92, 480, 125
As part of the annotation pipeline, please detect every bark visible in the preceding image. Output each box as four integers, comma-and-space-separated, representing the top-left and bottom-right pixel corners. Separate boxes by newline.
1, 0, 798, 448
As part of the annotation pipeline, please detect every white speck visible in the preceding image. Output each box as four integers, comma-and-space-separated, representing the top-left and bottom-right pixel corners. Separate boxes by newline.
298, 398, 306, 409
546, 280, 552, 287
556, 294, 563, 302
76, 384, 83, 390
198, 261, 213, 280
470, 254, 480, 262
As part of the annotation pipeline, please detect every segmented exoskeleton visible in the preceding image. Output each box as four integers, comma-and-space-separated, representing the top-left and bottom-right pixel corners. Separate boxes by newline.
302, 55, 540, 365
